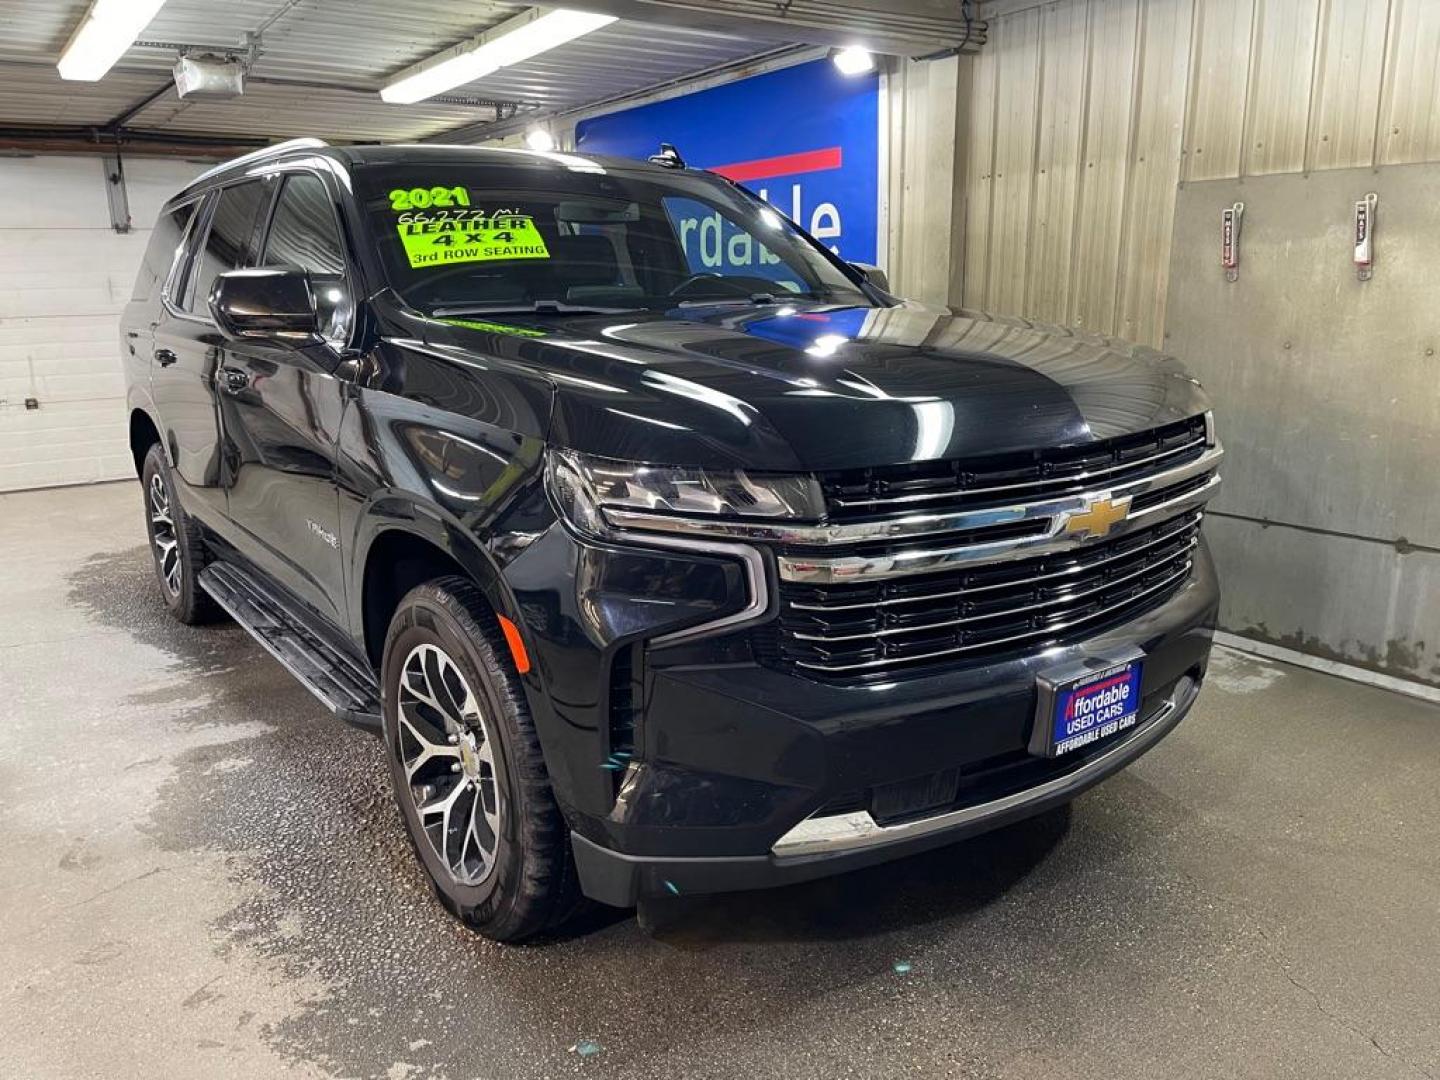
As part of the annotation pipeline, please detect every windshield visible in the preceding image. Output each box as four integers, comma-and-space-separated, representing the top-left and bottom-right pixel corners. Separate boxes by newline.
354, 158, 872, 314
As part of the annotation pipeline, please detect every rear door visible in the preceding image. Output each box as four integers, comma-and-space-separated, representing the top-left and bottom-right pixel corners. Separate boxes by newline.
150, 179, 270, 524
124, 197, 199, 433
213, 169, 354, 627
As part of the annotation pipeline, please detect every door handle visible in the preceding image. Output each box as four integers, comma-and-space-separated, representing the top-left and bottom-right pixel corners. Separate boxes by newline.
154, 348, 178, 367
218, 366, 251, 394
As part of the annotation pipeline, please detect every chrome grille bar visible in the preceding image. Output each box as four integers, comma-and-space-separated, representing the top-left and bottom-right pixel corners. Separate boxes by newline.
787, 511, 1202, 612
793, 561, 1195, 674
789, 540, 1198, 642
778, 471, 1219, 585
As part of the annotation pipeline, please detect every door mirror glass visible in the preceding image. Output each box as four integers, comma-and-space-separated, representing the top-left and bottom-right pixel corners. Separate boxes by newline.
209, 268, 322, 345
849, 262, 890, 293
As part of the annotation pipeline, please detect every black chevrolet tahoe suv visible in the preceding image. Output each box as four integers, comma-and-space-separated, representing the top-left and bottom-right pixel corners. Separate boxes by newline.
122, 138, 1221, 941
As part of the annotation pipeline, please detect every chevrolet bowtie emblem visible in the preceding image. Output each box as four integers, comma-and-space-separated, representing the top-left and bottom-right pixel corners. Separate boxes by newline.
1062, 496, 1132, 539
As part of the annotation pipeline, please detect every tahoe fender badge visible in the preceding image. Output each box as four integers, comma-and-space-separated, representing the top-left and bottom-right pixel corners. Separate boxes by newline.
307, 520, 339, 549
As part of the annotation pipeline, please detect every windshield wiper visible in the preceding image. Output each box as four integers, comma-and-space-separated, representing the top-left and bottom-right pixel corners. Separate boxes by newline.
676, 292, 825, 308
431, 300, 638, 317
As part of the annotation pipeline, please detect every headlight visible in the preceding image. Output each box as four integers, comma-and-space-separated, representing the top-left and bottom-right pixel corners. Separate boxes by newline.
546, 449, 824, 539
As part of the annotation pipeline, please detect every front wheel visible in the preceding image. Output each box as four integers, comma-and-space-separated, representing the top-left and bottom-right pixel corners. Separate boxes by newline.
381, 577, 582, 942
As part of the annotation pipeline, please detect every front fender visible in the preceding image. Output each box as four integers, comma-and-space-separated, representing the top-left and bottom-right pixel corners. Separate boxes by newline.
344, 486, 538, 645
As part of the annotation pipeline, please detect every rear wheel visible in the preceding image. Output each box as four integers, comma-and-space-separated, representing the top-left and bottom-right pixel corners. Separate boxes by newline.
381, 577, 582, 942
141, 443, 217, 624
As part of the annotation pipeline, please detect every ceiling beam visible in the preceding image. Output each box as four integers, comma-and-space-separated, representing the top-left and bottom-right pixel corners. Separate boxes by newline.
560, 0, 985, 56
0, 124, 267, 158
976, 0, 1049, 18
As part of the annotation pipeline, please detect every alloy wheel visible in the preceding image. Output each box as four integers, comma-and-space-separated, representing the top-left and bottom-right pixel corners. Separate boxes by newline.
148, 472, 181, 597
395, 642, 503, 886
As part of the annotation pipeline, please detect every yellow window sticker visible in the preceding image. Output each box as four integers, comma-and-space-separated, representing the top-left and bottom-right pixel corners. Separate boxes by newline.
397, 215, 550, 269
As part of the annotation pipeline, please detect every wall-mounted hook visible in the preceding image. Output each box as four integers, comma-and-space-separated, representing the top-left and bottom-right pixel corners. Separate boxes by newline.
1221, 202, 1243, 282
1354, 192, 1377, 281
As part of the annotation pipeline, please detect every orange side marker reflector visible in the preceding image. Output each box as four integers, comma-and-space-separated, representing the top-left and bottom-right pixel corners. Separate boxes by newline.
497, 614, 531, 675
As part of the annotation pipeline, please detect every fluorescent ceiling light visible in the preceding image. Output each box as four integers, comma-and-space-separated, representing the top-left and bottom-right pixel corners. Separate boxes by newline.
831, 46, 875, 76
524, 127, 557, 152
58, 0, 167, 81
381, 52, 500, 105
382, 8, 617, 105
491, 9, 616, 65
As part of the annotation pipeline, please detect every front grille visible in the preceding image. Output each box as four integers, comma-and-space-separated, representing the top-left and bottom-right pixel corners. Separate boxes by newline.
819, 414, 1209, 520
753, 412, 1220, 679
765, 510, 1202, 677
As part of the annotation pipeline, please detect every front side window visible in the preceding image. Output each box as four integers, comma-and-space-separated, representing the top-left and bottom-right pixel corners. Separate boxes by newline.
262, 172, 352, 345
354, 160, 869, 315
184, 180, 266, 314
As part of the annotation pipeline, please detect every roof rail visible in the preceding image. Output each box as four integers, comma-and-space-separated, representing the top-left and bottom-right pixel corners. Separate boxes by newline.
192, 137, 329, 186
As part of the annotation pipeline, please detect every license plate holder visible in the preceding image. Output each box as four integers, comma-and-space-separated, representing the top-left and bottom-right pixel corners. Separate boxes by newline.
1031, 649, 1145, 759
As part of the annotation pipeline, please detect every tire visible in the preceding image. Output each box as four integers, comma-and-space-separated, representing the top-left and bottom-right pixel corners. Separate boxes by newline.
141, 443, 218, 625
381, 576, 582, 942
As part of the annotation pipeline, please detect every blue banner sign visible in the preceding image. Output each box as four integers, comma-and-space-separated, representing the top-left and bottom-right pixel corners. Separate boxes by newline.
575, 59, 880, 266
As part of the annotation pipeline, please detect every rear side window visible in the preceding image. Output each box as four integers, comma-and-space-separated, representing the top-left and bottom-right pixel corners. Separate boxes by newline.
132, 200, 197, 302
182, 180, 267, 314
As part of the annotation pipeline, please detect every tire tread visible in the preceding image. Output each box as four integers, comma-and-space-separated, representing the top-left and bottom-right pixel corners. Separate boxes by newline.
385, 575, 584, 942
141, 443, 219, 625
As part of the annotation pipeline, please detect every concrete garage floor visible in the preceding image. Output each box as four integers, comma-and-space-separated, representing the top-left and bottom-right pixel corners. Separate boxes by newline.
2, 481, 1438, 1080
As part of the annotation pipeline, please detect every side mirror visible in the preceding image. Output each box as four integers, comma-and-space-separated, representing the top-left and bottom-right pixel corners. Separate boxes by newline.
209, 268, 322, 345
849, 262, 890, 294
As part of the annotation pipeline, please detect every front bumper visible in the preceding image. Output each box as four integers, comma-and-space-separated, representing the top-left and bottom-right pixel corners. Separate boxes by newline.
571, 672, 1200, 905
501, 517, 1219, 907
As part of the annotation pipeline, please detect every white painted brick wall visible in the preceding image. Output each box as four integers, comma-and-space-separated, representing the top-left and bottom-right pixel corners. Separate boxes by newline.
0, 155, 206, 492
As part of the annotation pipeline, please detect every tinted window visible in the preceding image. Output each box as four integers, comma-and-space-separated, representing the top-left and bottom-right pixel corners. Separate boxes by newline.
353, 164, 868, 313
263, 173, 345, 275
262, 173, 352, 345
662, 196, 808, 293
132, 200, 197, 302
184, 180, 266, 313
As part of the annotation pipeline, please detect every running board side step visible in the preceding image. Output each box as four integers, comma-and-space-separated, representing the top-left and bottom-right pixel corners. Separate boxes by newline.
199, 561, 383, 735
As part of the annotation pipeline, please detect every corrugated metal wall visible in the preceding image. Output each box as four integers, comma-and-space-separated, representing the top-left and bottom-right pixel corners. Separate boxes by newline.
964, 0, 1440, 346
1163, 164, 1440, 687
885, 55, 967, 305
964, 0, 1440, 688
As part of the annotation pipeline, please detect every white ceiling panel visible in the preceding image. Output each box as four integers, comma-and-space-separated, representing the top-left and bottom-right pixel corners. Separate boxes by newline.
0, 0, 791, 144
0, 64, 159, 127
130, 80, 496, 143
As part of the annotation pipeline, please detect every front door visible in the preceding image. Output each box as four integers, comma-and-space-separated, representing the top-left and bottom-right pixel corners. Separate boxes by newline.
151, 180, 269, 525
215, 170, 355, 626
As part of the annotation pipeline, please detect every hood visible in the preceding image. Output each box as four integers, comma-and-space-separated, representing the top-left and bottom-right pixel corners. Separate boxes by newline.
411, 301, 1211, 473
